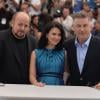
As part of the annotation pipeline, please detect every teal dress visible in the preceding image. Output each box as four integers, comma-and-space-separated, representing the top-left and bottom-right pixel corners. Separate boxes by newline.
35, 48, 65, 85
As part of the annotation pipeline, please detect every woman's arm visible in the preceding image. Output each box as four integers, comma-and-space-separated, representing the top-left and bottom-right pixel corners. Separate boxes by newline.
29, 51, 45, 87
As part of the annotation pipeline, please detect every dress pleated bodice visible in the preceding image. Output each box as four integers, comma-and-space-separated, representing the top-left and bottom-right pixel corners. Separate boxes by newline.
35, 48, 65, 85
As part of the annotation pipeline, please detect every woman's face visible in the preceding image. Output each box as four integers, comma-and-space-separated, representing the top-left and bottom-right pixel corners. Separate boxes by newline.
47, 27, 61, 48
32, 16, 39, 26
0, 0, 5, 9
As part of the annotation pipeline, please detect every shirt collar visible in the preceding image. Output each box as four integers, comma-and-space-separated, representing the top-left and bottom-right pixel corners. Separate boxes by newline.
75, 34, 92, 47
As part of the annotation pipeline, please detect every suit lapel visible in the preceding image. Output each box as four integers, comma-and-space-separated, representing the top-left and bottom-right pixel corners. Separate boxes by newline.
74, 45, 80, 74
72, 40, 80, 75
81, 36, 94, 75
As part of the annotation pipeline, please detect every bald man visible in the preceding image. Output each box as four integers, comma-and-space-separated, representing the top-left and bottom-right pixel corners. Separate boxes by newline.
0, 12, 36, 84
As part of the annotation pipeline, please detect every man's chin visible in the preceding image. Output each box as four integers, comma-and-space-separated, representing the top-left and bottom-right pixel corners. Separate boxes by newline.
14, 34, 25, 39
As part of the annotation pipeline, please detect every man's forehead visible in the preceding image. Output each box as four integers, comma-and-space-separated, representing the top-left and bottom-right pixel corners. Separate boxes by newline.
74, 18, 90, 22
15, 13, 29, 21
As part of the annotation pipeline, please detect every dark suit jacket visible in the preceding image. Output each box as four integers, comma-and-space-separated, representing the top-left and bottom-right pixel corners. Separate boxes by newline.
0, 29, 36, 84
64, 36, 100, 86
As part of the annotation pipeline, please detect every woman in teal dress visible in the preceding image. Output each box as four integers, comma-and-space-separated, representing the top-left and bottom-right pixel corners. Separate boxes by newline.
29, 21, 67, 86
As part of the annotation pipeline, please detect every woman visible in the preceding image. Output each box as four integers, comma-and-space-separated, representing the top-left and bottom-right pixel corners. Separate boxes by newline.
30, 15, 41, 41
29, 21, 67, 86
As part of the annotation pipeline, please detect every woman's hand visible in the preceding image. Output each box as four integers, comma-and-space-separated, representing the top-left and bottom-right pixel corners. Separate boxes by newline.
34, 82, 45, 87
95, 83, 100, 89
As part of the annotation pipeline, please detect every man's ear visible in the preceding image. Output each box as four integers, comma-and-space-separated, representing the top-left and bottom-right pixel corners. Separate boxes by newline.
90, 22, 94, 31
10, 20, 13, 27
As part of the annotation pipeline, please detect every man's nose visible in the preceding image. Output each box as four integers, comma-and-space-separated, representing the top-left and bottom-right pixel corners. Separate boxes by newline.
80, 27, 84, 31
21, 26, 25, 30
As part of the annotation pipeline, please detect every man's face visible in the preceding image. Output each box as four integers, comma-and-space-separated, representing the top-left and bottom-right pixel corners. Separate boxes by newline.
73, 18, 92, 41
21, 4, 29, 13
12, 13, 30, 39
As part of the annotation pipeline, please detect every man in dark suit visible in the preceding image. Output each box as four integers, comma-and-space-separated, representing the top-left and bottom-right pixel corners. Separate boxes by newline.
0, 12, 36, 84
64, 12, 100, 87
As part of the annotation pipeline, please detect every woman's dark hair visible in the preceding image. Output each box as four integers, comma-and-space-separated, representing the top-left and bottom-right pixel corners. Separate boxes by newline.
31, 15, 38, 25
31, 15, 39, 32
63, 4, 73, 14
38, 21, 65, 50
